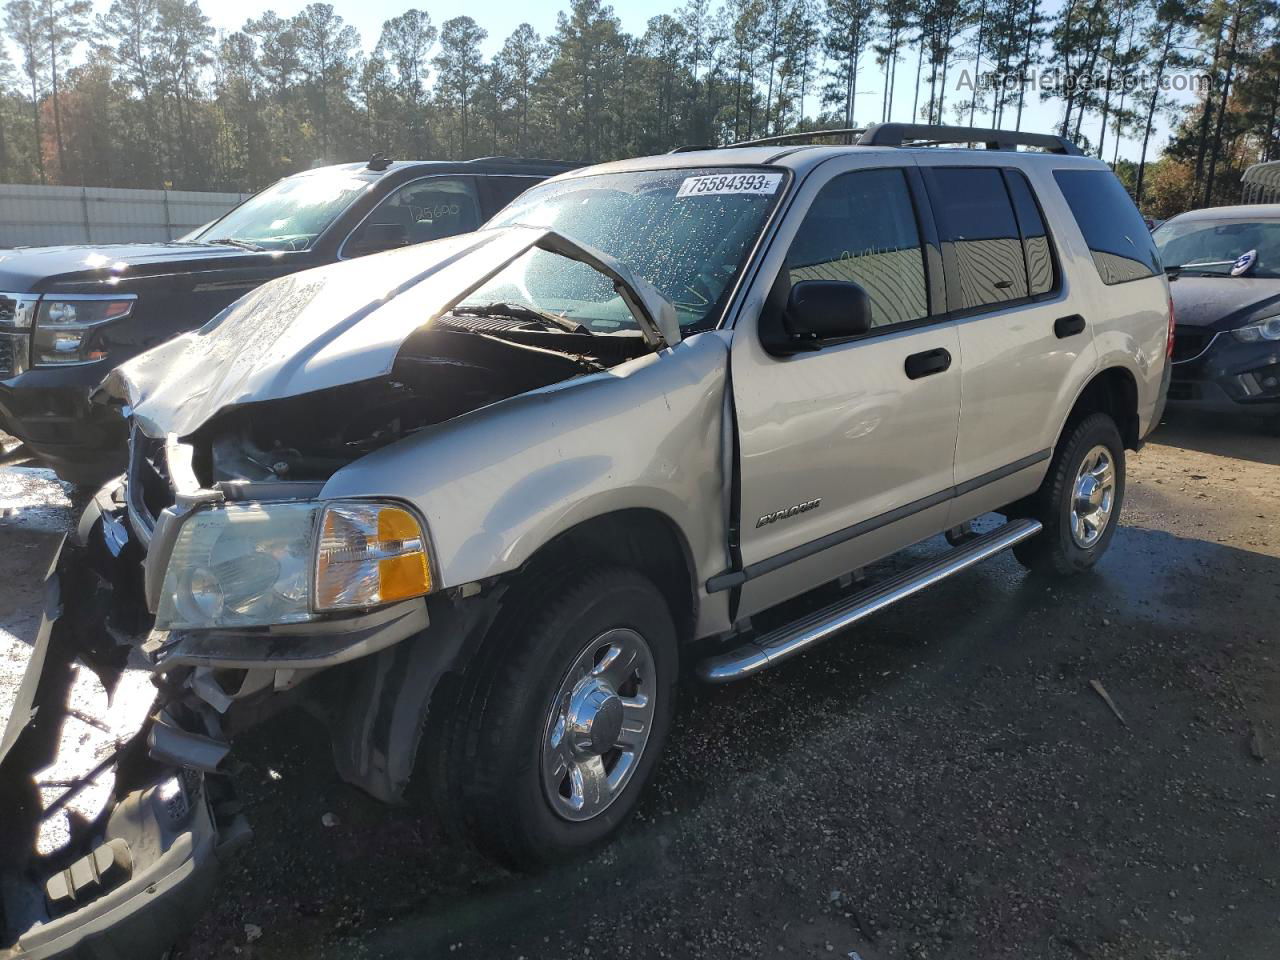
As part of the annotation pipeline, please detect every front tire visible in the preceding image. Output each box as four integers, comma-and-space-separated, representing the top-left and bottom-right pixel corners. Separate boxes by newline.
1013, 412, 1125, 576
434, 566, 678, 869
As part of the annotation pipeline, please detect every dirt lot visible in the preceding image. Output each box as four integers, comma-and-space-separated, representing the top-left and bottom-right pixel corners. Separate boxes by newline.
2, 412, 1278, 960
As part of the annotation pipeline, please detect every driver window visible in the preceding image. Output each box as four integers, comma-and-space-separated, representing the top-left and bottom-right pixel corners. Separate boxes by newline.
784, 168, 929, 328
346, 177, 481, 257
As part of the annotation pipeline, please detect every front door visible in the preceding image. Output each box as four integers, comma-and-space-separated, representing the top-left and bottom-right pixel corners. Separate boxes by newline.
728, 160, 961, 618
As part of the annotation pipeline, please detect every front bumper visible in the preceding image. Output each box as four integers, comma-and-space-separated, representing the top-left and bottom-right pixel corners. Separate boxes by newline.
0, 364, 127, 481
1168, 330, 1280, 415
0, 527, 245, 959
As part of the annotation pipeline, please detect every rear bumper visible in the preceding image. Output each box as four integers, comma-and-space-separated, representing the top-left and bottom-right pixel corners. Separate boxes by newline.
0, 531, 244, 960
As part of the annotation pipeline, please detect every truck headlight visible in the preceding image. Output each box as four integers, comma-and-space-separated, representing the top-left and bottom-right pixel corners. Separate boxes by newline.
1233, 316, 1280, 343
33, 295, 135, 366
156, 501, 320, 630
154, 499, 432, 630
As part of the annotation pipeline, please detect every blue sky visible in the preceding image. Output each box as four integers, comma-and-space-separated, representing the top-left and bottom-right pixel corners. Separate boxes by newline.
66, 0, 1176, 162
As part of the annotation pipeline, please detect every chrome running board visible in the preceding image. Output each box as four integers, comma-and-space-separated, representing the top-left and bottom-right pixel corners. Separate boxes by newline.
696, 519, 1043, 683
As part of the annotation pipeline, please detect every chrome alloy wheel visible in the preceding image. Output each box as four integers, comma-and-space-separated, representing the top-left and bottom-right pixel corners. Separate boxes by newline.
541, 628, 657, 822
1070, 444, 1116, 549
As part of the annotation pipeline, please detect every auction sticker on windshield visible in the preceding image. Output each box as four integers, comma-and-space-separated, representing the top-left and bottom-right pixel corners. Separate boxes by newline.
676, 173, 783, 198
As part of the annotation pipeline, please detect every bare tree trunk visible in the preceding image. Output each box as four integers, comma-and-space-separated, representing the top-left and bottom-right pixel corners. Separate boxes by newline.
968, 0, 987, 125
1135, 25, 1172, 203
29, 78, 45, 184
1016, 0, 1038, 130
49, 36, 65, 180
1194, 25, 1223, 187
913, 34, 924, 121
1203, 4, 1240, 206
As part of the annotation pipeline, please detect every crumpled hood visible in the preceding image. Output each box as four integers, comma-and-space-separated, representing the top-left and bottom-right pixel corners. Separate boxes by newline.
100, 226, 680, 439
1169, 276, 1280, 330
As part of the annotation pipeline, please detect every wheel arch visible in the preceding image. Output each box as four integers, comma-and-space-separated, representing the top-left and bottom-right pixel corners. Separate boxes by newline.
511, 507, 700, 645
1058, 365, 1141, 451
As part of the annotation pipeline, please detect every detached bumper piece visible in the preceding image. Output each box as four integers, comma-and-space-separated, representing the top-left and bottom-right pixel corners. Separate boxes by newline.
0, 539, 247, 960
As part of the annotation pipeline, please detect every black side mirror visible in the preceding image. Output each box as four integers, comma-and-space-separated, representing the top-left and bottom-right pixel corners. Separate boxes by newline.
784, 280, 873, 347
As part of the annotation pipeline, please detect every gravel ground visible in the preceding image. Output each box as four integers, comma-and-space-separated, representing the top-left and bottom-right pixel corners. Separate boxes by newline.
1, 411, 1278, 960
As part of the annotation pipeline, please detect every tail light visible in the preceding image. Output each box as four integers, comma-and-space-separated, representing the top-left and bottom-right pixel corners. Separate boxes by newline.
1166, 297, 1175, 359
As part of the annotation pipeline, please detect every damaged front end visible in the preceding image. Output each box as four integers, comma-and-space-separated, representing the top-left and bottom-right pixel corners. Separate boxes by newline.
0, 499, 247, 960
1, 224, 686, 958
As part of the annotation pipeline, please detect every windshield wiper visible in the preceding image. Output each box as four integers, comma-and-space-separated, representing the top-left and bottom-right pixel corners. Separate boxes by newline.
453, 301, 591, 335
208, 237, 266, 252
1164, 260, 1236, 278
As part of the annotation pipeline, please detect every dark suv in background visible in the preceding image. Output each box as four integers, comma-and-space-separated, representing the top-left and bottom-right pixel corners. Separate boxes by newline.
0, 156, 575, 483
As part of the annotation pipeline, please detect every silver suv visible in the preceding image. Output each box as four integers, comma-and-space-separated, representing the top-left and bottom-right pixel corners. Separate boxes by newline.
1, 125, 1171, 959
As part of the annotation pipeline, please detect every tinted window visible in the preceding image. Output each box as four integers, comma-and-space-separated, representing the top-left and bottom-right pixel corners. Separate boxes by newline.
1054, 169, 1161, 284
346, 177, 480, 257
927, 167, 1028, 309
784, 168, 928, 328
486, 176, 540, 213
1003, 169, 1056, 296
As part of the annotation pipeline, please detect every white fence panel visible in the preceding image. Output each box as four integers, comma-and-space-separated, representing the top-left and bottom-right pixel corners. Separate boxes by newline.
0, 184, 250, 247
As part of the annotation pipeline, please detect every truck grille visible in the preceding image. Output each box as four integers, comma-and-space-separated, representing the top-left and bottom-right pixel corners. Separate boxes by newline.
1171, 328, 1217, 364
0, 293, 32, 377
127, 431, 175, 534
0, 333, 16, 377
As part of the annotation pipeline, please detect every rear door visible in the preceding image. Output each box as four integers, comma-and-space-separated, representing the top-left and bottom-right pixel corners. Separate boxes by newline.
914, 157, 1098, 524
727, 157, 960, 618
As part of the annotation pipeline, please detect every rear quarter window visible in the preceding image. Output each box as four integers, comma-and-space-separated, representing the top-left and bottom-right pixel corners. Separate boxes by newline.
1053, 169, 1161, 285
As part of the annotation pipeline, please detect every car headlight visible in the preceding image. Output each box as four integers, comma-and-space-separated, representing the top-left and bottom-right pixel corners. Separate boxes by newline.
154, 499, 432, 630
33, 295, 135, 366
1233, 316, 1280, 343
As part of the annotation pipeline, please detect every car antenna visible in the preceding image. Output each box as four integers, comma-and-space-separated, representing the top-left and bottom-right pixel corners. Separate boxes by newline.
367, 153, 393, 172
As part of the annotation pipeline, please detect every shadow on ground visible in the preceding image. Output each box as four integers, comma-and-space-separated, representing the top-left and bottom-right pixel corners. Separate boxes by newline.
184, 519, 1280, 960
1155, 408, 1280, 466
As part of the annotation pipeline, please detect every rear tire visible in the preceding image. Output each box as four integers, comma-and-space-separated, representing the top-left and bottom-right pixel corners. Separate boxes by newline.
428, 565, 678, 869
1013, 412, 1125, 576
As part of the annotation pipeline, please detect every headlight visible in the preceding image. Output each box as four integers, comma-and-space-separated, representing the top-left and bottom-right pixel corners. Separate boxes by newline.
1234, 316, 1280, 343
156, 501, 320, 630
33, 295, 135, 366
154, 499, 432, 630
315, 502, 432, 610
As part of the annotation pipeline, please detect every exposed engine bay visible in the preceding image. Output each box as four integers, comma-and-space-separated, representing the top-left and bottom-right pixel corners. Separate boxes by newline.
191, 317, 650, 485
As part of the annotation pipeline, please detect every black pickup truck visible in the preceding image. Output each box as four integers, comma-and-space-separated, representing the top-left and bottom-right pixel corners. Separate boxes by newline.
0, 156, 575, 484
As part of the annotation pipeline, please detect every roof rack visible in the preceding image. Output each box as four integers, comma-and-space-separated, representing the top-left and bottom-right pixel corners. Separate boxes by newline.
727, 128, 867, 148
714, 123, 1082, 155
858, 123, 1083, 155
466, 156, 579, 167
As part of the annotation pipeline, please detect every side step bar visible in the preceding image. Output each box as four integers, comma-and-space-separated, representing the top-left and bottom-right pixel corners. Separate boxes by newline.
696, 519, 1043, 683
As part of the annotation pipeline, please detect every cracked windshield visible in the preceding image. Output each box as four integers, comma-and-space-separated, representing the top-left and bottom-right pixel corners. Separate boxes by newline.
475, 168, 785, 333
